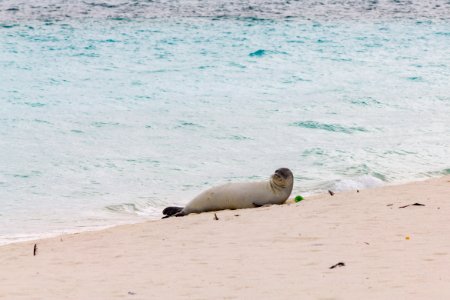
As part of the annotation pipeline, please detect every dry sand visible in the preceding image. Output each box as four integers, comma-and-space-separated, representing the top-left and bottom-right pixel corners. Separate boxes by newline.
1, 176, 449, 299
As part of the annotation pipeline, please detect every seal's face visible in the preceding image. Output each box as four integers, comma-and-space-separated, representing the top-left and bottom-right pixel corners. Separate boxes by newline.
271, 168, 294, 188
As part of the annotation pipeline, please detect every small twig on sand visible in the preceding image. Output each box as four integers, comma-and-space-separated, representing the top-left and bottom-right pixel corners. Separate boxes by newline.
328, 190, 335, 196
214, 213, 219, 220
399, 203, 425, 208
329, 262, 345, 269
33, 244, 37, 256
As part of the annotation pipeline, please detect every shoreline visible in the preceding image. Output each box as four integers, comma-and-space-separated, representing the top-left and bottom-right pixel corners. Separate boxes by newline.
0, 173, 443, 247
1, 175, 449, 299
0, 173, 447, 247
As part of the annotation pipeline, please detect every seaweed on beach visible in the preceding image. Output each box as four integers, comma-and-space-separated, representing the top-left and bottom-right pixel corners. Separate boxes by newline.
399, 203, 425, 208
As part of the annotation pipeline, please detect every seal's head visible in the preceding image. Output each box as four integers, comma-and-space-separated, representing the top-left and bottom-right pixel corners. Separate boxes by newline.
271, 168, 294, 188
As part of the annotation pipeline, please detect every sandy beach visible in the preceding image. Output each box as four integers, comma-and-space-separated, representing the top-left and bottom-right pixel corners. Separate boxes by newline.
1, 176, 449, 299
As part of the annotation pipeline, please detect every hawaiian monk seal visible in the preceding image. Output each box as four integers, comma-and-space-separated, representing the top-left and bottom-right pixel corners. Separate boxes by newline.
162, 168, 294, 218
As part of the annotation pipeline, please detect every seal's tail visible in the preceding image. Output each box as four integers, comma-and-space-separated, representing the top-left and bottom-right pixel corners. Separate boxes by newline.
162, 206, 184, 219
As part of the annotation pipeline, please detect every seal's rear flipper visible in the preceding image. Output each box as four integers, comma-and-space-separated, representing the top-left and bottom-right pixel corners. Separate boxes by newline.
162, 206, 184, 218
175, 211, 186, 217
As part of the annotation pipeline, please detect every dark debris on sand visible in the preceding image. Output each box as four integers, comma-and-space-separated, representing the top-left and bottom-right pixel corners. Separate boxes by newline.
399, 203, 425, 208
329, 262, 345, 269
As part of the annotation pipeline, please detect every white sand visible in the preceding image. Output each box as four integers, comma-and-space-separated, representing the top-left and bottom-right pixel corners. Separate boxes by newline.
1, 176, 449, 299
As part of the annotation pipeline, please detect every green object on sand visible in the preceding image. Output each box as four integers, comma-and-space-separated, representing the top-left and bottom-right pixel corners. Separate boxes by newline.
295, 195, 304, 203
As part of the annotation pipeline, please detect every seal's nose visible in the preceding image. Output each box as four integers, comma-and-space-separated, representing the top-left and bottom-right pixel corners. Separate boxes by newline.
274, 169, 284, 178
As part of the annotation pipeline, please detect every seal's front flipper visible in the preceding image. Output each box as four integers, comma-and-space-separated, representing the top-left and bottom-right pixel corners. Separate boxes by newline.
253, 202, 273, 208
162, 206, 184, 218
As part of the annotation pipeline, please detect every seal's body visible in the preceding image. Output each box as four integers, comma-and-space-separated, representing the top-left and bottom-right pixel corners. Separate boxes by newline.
163, 168, 294, 218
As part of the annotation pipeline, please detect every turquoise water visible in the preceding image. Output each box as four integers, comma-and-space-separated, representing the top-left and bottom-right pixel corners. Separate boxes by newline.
1, 9, 450, 244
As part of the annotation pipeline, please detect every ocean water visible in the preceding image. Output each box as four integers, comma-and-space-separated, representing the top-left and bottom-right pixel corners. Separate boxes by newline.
1, 1, 449, 244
